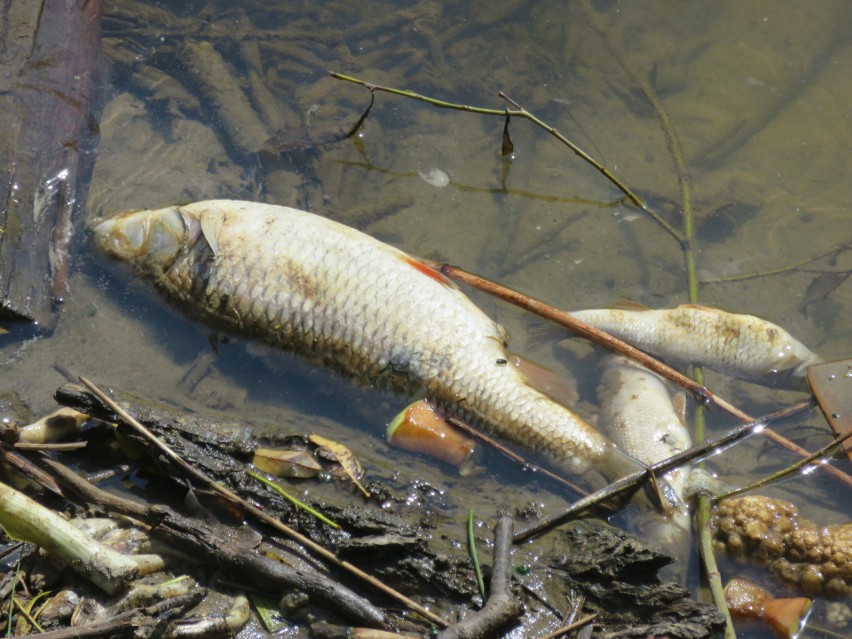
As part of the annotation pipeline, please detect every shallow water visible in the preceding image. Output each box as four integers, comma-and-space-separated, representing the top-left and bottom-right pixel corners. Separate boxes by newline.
2, 0, 851, 637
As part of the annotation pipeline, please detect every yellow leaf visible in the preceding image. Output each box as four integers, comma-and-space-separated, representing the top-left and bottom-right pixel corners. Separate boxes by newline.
308, 434, 370, 497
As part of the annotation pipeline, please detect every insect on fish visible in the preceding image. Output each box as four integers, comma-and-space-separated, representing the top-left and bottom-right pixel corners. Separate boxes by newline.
570, 304, 821, 383
91, 199, 646, 490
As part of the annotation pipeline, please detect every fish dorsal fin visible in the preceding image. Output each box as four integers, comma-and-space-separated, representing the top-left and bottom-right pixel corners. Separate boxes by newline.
680, 303, 720, 311
398, 255, 458, 289
199, 210, 225, 255
672, 391, 688, 426
612, 299, 652, 311
509, 353, 579, 407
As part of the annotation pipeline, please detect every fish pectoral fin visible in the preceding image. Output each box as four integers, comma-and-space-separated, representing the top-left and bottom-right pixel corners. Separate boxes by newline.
644, 471, 684, 517
672, 392, 688, 425
508, 352, 579, 407
199, 210, 226, 255
612, 299, 652, 311
398, 255, 458, 289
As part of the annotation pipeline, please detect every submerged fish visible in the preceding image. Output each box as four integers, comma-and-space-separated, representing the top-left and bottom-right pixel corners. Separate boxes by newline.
91, 200, 645, 488
571, 304, 821, 382
597, 355, 693, 548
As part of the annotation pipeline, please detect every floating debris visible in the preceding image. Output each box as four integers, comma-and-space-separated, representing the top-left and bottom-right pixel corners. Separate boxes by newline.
713, 495, 851, 598
387, 399, 478, 473
724, 577, 812, 639
418, 167, 450, 188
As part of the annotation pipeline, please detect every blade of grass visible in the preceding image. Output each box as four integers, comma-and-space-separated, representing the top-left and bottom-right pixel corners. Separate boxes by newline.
246, 470, 340, 530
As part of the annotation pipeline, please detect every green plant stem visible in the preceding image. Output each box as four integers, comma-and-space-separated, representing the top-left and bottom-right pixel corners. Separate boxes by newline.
713, 431, 852, 503
468, 509, 486, 598
247, 470, 340, 529
697, 493, 736, 639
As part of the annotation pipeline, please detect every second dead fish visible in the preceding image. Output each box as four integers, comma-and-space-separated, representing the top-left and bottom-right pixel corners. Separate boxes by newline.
597, 355, 693, 549
571, 304, 821, 383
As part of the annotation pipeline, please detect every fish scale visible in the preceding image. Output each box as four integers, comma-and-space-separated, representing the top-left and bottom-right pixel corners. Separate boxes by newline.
92, 200, 645, 489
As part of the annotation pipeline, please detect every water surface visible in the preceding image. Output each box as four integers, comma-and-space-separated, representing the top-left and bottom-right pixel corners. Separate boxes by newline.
2, 1, 851, 637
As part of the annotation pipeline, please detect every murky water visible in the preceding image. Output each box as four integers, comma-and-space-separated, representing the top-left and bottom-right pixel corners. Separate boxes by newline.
2, 1, 851, 637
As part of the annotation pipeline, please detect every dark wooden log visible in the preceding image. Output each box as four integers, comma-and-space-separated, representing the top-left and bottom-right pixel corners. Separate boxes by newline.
0, 0, 101, 328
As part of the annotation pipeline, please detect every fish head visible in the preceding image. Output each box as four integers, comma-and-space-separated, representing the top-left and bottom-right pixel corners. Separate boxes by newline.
90, 206, 194, 277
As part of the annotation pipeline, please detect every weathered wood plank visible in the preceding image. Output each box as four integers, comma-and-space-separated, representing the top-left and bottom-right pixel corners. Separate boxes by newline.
0, 0, 100, 328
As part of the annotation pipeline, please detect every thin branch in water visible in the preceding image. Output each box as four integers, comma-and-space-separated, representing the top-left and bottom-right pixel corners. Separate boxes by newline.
712, 431, 852, 503
329, 71, 683, 243
701, 241, 851, 285
448, 417, 589, 497
512, 399, 813, 543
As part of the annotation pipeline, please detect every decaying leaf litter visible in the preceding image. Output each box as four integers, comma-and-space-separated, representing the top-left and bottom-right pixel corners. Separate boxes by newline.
2, 1, 852, 638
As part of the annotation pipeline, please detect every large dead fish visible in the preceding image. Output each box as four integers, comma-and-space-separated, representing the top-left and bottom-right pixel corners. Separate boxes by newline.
570, 304, 821, 382
91, 200, 645, 489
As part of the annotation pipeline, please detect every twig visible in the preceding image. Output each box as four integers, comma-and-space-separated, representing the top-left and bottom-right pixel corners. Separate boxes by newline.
437, 263, 852, 489
701, 241, 852, 284
712, 431, 852, 503
77, 377, 447, 629
538, 615, 597, 639
437, 511, 522, 639
329, 71, 684, 241
512, 399, 812, 543
1, 446, 65, 496
8, 590, 206, 639
449, 418, 588, 496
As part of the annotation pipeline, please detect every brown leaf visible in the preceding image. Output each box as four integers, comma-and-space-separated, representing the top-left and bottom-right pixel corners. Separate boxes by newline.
501, 114, 514, 157
798, 270, 850, 315
309, 434, 370, 497
253, 448, 322, 478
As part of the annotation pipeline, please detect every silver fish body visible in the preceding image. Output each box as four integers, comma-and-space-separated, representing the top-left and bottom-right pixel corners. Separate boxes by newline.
597, 355, 693, 548
92, 200, 644, 487
571, 305, 821, 382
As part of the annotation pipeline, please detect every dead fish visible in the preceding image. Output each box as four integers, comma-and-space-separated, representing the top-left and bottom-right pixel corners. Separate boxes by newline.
571, 304, 821, 382
597, 355, 692, 548
91, 200, 645, 488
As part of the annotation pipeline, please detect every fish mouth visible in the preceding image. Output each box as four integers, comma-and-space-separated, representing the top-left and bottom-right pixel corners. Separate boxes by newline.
89, 206, 190, 272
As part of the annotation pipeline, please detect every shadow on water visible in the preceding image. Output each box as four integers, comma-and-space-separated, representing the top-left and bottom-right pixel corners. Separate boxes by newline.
2, 1, 851, 637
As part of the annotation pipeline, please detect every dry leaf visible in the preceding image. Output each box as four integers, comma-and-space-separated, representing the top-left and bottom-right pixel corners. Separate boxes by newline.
253, 448, 322, 478
798, 270, 850, 315
308, 433, 370, 497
